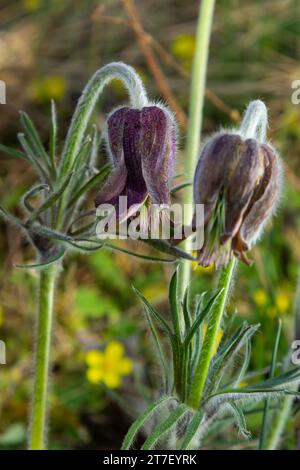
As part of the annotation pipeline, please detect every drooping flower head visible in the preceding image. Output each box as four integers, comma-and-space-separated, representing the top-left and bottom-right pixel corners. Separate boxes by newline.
94, 104, 176, 223
193, 100, 282, 267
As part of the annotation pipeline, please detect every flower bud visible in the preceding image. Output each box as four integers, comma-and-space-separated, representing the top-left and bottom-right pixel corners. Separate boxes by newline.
94, 105, 176, 221
193, 132, 281, 267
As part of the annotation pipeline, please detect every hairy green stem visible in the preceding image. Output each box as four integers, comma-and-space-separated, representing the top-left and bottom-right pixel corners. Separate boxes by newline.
188, 258, 236, 409
178, 0, 216, 301
29, 265, 57, 450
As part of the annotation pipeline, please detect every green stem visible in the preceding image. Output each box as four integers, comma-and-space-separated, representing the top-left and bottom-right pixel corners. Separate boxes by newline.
29, 265, 57, 450
188, 258, 236, 409
178, 0, 216, 301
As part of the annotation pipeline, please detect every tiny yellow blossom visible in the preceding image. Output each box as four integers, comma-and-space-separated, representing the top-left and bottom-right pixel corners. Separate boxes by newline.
22, 0, 41, 12
253, 289, 268, 308
85, 341, 133, 389
30, 76, 66, 102
171, 34, 196, 62
276, 292, 290, 313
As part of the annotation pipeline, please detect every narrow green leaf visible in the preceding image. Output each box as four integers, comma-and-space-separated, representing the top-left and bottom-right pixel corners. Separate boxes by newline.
66, 238, 103, 252
229, 403, 251, 439
18, 133, 49, 183
29, 224, 72, 243
182, 286, 192, 331
143, 306, 170, 394
133, 287, 174, 340
20, 111, 52, 173
14, 249, 65, 269
246, 367, 300, 391
30, 172, 73, 221
259, 319, 282, 449
104, 242, 176, 264
21, 184, 49, 213
169, 267, 182, 340
0, 205, 24, 229
0, 143, 28, 161
184, 289, 224, 347
67, 163, 111, 208
141, 239, 196, 261
141, 403, 188, 450
49, 100, 57, 169
121, 396, 175, 450
179, 410, 203, 450
171, 181, 192, 195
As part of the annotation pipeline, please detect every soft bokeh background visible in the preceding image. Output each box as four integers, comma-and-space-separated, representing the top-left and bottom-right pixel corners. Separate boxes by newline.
0, 0, 300, 449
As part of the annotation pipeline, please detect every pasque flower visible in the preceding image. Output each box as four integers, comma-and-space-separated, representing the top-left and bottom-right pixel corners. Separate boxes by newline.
193, 100, 282, 267
94, 105, 176, 221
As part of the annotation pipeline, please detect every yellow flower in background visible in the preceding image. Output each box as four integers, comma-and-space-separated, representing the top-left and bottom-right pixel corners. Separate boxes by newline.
192, 253, 214, 274
276, 292, 290, 313
22, 0, 41, 12
171, 34, 196, 62
85, 341, 133, 389
253, 289, 268, 308
30, 76, 66, 102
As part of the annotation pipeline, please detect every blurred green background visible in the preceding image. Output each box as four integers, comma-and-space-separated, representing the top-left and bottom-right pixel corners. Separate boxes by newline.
0, 0, 300, 449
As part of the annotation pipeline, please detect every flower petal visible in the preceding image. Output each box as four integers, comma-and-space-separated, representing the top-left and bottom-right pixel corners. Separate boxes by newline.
239, 143, 281, 245
140, 106, 176, 205
194, 133, 243, 224
94, 107, 130, 207
221, 138, 264, 243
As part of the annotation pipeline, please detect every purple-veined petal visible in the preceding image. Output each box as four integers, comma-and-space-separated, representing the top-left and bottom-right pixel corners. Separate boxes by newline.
239, 143, 281, 245
221, 138, 264, 243
194, 133, 243, 224
140, 106, 176, 205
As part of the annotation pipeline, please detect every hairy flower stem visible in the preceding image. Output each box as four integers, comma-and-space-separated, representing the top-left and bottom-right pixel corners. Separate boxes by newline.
188, 258, 236, 409
178, 0, 215, 303
29, 265, 57, 450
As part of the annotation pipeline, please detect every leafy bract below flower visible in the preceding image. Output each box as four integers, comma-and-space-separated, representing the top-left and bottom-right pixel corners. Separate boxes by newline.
193, 101, 282, 268
85, 341, 133, 389
94, 104, 176, 222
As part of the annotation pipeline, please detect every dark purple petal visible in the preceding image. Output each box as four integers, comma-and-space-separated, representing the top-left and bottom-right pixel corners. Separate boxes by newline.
221, 138, 264, 243
140, 106, 176, 205
122, 109, 148, 202
107, 107, 130, 164
95, 107, 130, 208
193, 134, 243, 224
239, 143, 281, 245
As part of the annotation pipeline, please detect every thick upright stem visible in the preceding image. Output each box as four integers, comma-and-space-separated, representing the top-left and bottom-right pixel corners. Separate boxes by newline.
188, 258, 236, 409
29, 265, 57, 450
178, 0, 216, 301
